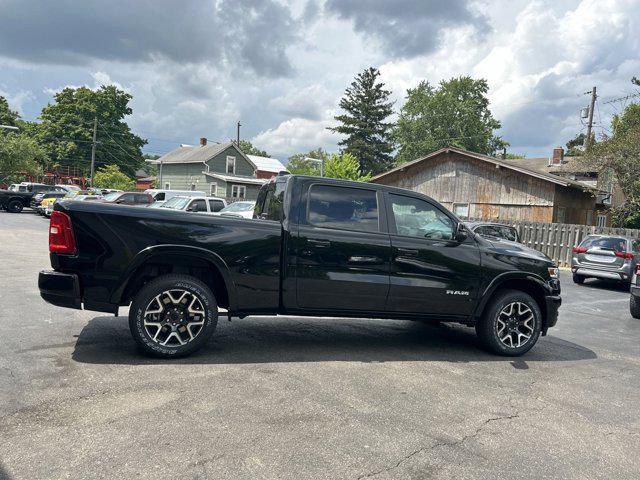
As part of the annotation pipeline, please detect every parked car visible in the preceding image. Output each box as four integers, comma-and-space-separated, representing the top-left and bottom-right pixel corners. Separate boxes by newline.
33, 192, 68, 214
56, 184, 81, 192
216, 201, 256, 219
160, 195, 227, 213
145, 189, 206, 206
39, 174, 561, 358
43, 191, 98, 217
629, 266, 640, 319
465, 222, 520, 243
0, 184, 67, 213
571, 235, 639, 285
99, 191, 153, 206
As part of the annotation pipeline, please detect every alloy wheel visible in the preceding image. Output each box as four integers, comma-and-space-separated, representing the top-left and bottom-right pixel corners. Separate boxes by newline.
495, 301, 535, 348
143, 289, 206, 346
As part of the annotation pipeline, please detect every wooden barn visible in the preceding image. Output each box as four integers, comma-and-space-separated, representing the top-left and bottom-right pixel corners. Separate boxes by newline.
370, 147, 599, 225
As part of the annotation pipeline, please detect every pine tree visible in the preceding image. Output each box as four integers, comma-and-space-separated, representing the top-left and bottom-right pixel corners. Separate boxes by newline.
329, 67, 395, 175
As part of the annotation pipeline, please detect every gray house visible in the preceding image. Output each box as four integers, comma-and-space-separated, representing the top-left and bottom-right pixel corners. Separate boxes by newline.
153, 139, 266, 201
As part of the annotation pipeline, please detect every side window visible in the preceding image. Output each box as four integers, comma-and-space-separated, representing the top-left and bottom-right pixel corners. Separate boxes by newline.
154, 192, 165, 201
390, 194, 454, 240
209, 199, 225, 212
121, 194, 136, 203
307, 185, 378, 232
190, 199, 207, 212
136, 194, 150, 203
257, 178, 286, 221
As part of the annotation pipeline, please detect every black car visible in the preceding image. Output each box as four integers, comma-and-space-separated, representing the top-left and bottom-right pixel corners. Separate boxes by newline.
39, 175, 561, 358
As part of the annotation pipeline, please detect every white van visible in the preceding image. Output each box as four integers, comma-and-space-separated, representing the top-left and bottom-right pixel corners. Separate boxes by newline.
145, 189, 206, 206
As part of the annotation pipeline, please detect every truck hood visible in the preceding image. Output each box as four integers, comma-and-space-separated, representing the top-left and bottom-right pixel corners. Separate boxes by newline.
483, 237, 553, 263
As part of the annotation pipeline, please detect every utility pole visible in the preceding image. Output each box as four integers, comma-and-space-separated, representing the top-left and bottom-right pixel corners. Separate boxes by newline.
236, 121, 241, 145
90, 116, 97, 187
584, 86, 597, 150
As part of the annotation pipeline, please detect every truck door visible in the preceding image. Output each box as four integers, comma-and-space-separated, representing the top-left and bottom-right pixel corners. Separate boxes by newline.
385, 192, 481, 317
295, 183, 390, 312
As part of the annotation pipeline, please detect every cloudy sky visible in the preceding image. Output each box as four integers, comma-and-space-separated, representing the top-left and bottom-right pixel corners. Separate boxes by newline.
0, 0, 638, 161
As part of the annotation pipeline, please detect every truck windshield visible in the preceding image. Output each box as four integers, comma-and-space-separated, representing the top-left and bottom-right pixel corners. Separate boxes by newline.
162, 197, 192, 210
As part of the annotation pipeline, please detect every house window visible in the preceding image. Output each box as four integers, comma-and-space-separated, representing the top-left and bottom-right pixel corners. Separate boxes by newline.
190, 183, 196, 191
453, 203, 469, 219
164, 182, 171, 190
586, 210, 593, 225
597, 214, 607, 227
209, 182, 217, 196
231, 185, 246, 199
226, 156, 236, 174
556, 207, 566, 224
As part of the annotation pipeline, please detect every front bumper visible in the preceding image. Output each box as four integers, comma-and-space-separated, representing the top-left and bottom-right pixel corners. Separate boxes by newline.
39, 270, 82, 310
544, 294, 561, 332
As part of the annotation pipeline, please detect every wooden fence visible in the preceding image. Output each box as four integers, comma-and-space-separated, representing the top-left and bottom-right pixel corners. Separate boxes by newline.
471, 219, 640, 267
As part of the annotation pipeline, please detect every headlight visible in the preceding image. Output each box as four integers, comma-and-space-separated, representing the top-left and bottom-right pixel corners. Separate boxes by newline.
548, 267, 559, 278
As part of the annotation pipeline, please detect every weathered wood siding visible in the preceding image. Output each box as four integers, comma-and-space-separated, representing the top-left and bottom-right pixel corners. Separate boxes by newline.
373, 152, 557, 222
552, 185, 597, 225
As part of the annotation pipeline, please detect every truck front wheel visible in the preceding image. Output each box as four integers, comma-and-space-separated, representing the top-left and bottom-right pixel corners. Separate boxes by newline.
476, 289, 542, 356
129, 274, 218, 358
6, 200, 23, 213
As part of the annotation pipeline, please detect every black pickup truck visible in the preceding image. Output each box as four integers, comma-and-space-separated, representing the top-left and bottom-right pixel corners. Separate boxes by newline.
39, 174, 561, 358
0, 184, 67, 213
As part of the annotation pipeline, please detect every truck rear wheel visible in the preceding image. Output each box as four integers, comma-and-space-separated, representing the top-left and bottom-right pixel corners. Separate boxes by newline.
6, 200, 23, 213
129, 274, 218, 358
476, 289, 542, 356
630, 294, 640, 319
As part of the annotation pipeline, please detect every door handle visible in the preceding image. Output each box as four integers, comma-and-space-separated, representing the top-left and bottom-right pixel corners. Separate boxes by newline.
397, 247, 419, 257
308, 239, 330, 248
348, 255, 382, 264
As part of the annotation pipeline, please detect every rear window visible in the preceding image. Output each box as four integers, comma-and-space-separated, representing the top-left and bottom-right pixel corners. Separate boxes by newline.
307, 184, 378, 232
153, 192, 165, 201
580, 236, 628, 252
209, 199, 225, 212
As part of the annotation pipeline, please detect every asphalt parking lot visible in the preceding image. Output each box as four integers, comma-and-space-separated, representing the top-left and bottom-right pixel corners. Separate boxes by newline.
0, 211, 638, 480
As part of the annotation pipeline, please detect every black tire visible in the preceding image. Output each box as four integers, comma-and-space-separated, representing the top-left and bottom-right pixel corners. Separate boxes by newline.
630, 295, 640, 319
6, 200, 23, 213
129, 274, 218, 358
476, 289, 542, 356
572, 274, 585, 284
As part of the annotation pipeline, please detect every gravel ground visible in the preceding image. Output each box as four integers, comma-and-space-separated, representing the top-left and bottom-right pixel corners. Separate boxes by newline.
0, 210, 638, 480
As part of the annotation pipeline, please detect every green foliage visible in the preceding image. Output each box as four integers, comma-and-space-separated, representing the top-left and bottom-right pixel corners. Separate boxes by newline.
0, 96, 19, 126
583, 101, 640, 226
0, 132, 47, 183
504, 153, 525, 159
287, 148, 327, 175
93, 164, 135, 190
324, 152, 371, 181
394, 76, 507, 165
329, 67, 395, 176
238, 140, 270, 157
38, 85, 146, 177
565, 133, 586, 156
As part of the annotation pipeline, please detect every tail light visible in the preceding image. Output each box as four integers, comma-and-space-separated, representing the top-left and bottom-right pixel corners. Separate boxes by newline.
615, 251, 634, 260
49, 211, 77, 255
572, 247, 587, 253
636, 264, 640, 274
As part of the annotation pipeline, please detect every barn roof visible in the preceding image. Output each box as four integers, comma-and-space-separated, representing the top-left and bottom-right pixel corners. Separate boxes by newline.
370, 147, 597, 192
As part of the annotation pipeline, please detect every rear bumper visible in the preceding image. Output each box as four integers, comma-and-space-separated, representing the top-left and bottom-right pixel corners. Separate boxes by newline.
38, 270, 82, 310
573, 267, 630, 281
544, 294, 561, 332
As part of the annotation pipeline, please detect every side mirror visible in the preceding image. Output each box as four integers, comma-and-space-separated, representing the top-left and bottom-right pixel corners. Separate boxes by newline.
454, 223, 468, 242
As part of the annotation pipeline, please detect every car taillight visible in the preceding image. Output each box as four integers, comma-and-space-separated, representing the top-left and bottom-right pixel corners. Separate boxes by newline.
572, 247, 587, 253
615, 251, 634, 259
49, 211, 77, 255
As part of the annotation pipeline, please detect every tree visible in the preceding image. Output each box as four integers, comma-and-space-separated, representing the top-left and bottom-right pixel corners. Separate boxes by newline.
0, 96, 19, 126
286, 148, 328, 175
582, 102, 640, 227
329, 67, 395, 175
0, 132, 47, 183
38, 85, 146, 178
238, 140, 270, 157
93, 164, 135, 190
324, 152, 371, 181
394, 77, 506, 165
565, 133, 586, 156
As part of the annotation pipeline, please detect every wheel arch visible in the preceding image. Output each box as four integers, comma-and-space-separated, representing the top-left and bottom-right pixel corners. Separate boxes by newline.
111, 245, 237, 311
474, 272, 552, 331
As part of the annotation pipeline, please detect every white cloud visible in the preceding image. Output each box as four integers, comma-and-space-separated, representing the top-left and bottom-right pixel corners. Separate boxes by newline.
0, 87, 34, 115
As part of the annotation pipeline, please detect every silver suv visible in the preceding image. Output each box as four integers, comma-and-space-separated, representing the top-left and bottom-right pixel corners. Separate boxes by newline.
571, 235, 639, 285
